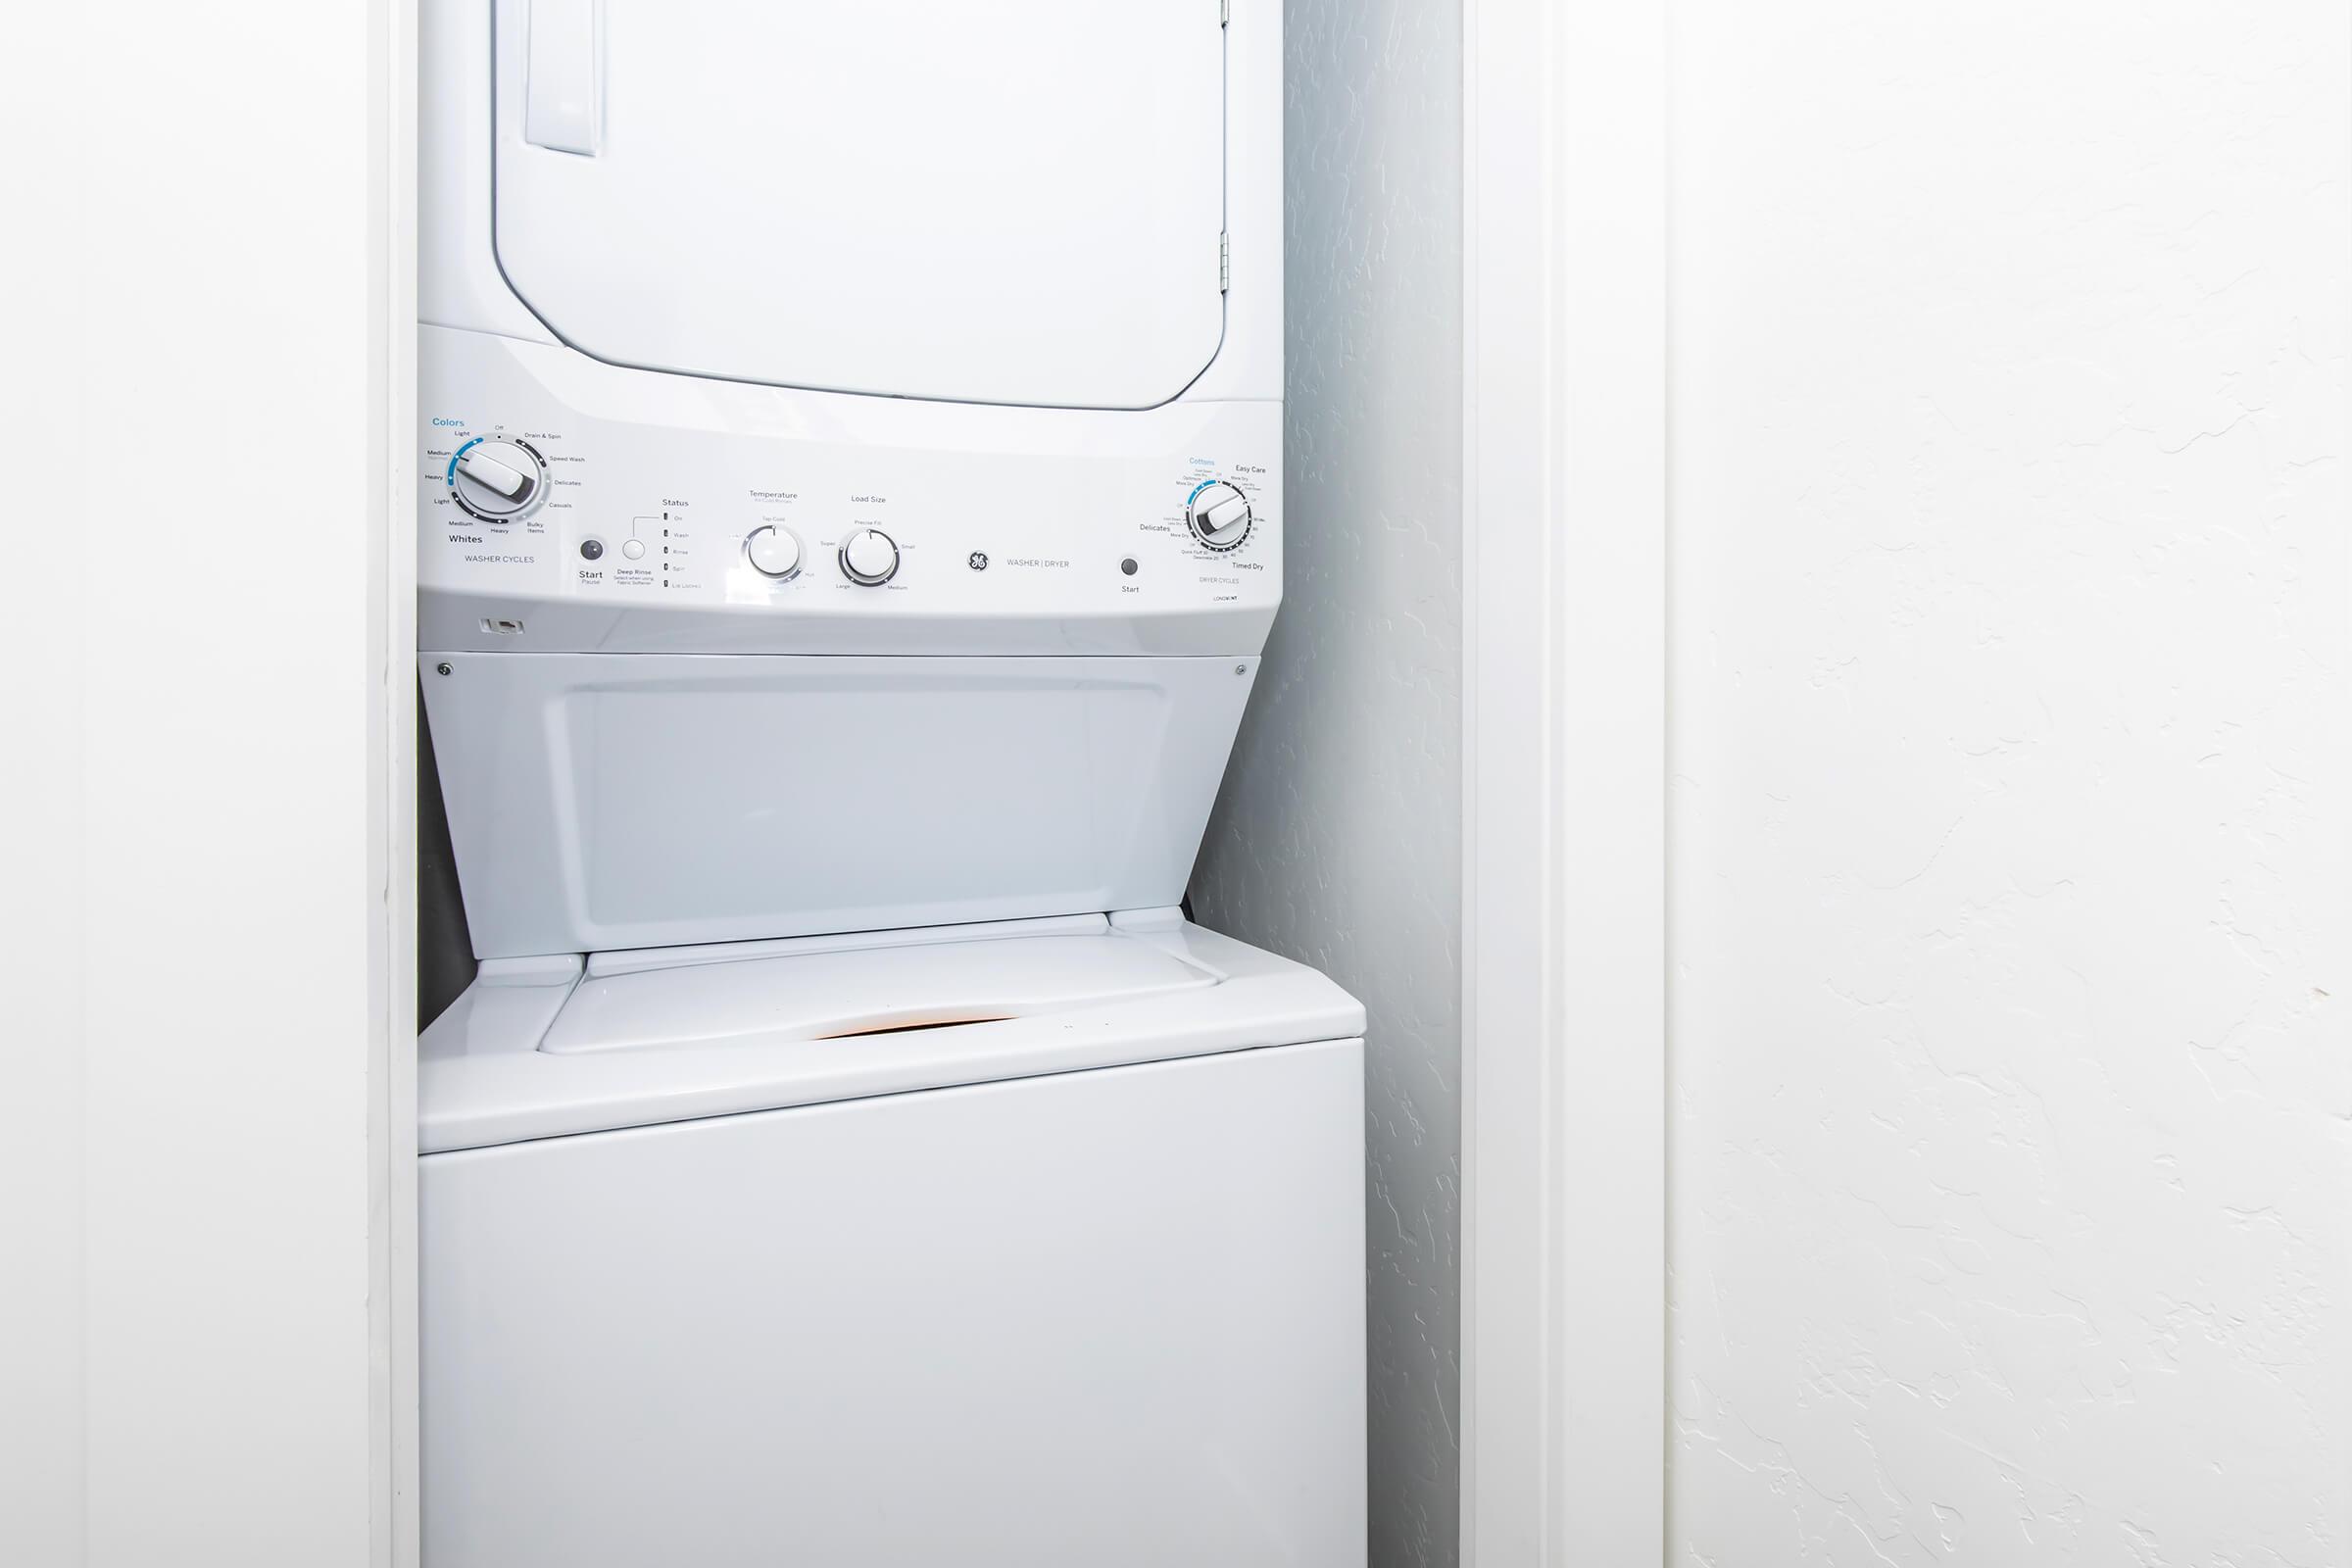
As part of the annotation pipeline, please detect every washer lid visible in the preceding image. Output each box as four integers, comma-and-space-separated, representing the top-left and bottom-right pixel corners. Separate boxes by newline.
541, 929, 1215, 1054
492, 0, 1228, 410
418, 915, 1368, 1152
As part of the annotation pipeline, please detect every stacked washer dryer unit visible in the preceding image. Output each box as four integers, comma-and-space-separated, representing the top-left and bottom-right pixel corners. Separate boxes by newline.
416, 3, 1365, 1565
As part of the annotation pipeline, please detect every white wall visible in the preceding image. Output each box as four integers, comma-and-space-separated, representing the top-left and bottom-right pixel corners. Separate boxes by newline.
0, 4, 393, 1564
1667, 5, 2351, 1563
1189, 1, 1463, 1562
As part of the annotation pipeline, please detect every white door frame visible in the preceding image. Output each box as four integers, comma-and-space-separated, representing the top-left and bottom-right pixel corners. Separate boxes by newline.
368, 0, 421, 1561
1460, 0, 1668, 1562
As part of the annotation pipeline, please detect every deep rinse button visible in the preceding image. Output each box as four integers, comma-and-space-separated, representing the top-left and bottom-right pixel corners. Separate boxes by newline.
745, 525, 803, 579
449, 437, 547, 520
839, 527, 900, 585
1185, 480, 1252, 551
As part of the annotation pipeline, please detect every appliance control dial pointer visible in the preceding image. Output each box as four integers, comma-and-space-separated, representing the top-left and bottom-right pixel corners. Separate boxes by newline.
449, 438, 546, 520
839, 527, 900, 585
1185, 481, 1252, 551
745, 525, 803, 579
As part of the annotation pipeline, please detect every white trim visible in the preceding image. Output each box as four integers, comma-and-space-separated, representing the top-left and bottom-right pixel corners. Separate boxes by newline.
1461, 0, 1667, 1562
368, 0, 421, 1561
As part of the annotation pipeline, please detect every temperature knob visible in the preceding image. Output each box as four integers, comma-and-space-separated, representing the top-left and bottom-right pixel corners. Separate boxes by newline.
1185, 481, 1252, 551
745, 525, 802, 579
839, 527, 900, 585
449, 438, 545, 521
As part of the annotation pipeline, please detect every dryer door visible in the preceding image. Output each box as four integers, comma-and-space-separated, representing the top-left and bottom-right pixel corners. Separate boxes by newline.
491, 0, 1228, 410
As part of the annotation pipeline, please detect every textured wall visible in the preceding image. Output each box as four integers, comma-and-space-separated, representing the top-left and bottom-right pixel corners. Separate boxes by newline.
1188, 2, 1462, 1563
1667, 5, 2352, 1563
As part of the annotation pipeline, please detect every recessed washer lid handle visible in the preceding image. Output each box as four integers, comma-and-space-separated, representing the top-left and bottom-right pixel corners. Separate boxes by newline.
539, 932, 1219, 1055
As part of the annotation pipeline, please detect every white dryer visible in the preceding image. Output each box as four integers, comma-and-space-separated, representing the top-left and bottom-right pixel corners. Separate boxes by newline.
416, 1, 1362, 1563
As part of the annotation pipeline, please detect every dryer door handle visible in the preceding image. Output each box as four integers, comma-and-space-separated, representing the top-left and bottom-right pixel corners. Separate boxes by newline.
524, 0, 601, 156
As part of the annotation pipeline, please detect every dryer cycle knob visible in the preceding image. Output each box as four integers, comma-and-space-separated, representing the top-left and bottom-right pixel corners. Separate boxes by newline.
745, 525, 802, 579
1185, 480, 1252, 551
839, 527, 900, 585
449, 438, 545, 520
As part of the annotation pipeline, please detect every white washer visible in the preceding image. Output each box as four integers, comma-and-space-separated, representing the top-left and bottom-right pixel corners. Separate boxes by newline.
416, 2, 1360, 1561
421, 915, 1364, 1566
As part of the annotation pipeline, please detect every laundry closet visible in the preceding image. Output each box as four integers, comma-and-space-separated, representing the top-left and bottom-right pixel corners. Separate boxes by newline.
407, 1, 1466, 1562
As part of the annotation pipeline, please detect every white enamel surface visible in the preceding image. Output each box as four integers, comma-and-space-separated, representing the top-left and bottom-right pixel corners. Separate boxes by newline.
419, 918, 1364, 1152
422, 653, 1256, 958
1668, 7, 2352, 1563
420, 0, 1278, 402
420, 1037, 1367, 1567
417, 327, 1281, 658
493, 0, 1225, 410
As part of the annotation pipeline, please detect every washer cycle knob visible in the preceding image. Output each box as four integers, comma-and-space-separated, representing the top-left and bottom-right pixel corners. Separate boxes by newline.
1185, 481, 1252, 550
449, 438, 545, 520
839, 527, 900, 585
745, 525, 802, 579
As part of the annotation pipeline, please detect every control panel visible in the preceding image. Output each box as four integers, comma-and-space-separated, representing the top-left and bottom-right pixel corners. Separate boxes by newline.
418, 328, 1281, 657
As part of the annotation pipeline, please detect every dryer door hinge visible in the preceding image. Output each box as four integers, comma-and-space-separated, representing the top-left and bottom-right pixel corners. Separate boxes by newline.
1219, 231, 1230, 292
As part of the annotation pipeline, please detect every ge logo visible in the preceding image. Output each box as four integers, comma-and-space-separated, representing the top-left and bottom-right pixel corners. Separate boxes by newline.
968, 552, 989, 571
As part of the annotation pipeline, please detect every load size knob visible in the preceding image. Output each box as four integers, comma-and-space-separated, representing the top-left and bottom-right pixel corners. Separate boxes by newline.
839, 527, 900, 585
449, 438, 545, 521
1185, 480, 1252, 551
